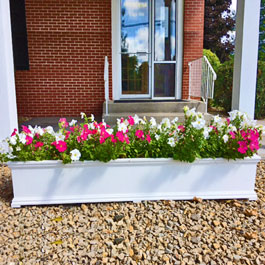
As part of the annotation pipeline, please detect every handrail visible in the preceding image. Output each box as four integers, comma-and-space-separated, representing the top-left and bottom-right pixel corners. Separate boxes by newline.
104, 56, 109, 116
188, 56, 217, 112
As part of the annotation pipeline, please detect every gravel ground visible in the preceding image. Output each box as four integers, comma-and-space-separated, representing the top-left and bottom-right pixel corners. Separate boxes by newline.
0, 162, 264, 265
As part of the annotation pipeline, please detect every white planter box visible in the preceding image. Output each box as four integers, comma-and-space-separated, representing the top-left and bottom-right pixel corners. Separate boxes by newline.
8, 155, 260, 208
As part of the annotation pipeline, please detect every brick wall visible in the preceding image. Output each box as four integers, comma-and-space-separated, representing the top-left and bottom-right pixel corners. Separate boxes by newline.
14, 0, 204, 117
15, 0, 112, 117
182, 0, 205, 99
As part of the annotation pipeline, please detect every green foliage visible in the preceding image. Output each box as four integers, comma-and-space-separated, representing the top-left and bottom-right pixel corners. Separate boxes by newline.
203, 49, 221, 73
213, 57, 265, 118
0, 109, 264, 164
259, 0, 265, 61
213, 57, 234, 113
255, 61, 265, 118
204, 0, 235, 62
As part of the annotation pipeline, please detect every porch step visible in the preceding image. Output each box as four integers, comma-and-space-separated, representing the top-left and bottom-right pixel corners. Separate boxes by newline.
102, 100, 209, 125
102, 112, 212, 126
103, 100, 206, 114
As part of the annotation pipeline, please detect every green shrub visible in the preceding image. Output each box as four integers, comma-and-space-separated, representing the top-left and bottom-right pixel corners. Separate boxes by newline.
255, 61, 265, 119
213, 57, 265, 119
213, 57, 234, 113
203, 49, 221, 73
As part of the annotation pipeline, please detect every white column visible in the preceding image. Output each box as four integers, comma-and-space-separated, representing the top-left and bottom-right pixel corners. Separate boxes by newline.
232, 0, 261, 118
0, 0, 18, 140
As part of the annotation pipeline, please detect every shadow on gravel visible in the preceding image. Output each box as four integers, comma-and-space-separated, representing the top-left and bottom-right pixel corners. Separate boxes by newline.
0, 165, 13, 203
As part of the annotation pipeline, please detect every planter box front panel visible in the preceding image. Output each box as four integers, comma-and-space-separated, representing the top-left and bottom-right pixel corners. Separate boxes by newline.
9, 156, 260, 207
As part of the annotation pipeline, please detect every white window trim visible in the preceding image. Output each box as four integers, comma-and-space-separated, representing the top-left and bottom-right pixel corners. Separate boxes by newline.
111, 0, 183, 100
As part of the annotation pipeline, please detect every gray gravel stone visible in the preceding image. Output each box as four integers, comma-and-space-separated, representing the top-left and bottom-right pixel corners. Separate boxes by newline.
0, 161, 264, 264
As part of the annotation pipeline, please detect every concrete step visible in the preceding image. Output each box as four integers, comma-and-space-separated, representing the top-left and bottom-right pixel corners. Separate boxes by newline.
103, 112, 212, 126
103, 100, 206, 114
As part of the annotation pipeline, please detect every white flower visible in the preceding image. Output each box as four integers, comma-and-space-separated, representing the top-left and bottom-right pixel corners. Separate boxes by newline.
70, 149, 81, 161
203, 128, 209, 139
28, 125, 34, 133
9, 136, 17, 145
167, 137, 176, 147
35, 126, 44, 136
213, 115, 222, 124
45, 126, 54, 135
80, 112, 85, 119
16, 147, 21, 152
90, 114, 95, 122
106, 128, 113, 135
228, 110, 239, 121
69, 119, 77, 126
150, 117, 157, 128
197, 112, 203, 119
19, 133, 26, 144
171, 117, 179, 124
55, 132, 65, 142
118, 123, 127, 133
191, 119, 206, 130
186, 108, 196, 117
155, 134, 160, 141
228, 124, 237, 132
222, 135, 229, 143
161, 118, 171, 129
183, 106, 189, 112
157, 124, 162, 131
139, 118, 146, 125
0, 140, 9, 154
123, 119, 129, 127
133, 114, 140, 125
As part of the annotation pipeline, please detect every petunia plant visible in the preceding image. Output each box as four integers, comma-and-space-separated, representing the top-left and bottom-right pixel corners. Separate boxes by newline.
0, 107, 264, 164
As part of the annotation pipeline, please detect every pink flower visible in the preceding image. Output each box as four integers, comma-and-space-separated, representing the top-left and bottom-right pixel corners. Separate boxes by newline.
59, 118, 69, 128
99, 136, 105, 144
146, 134, 151, 143
229, 131, 236, 139
128, 116, 135, 126
52, 140, 67, 152
11, 128, 17, 137
70, 126, 77, 132
81, 131, 88, 141
111, 135, 117, 143
116, 131, 125, 142
35, 142, 44, 149
135, 130, 144, 140
249, 139, 259, 152
210, 126, 218, 134
124, 134, 130, 144
178, 125, 185, 133
77, 136, 81, 143
22, 125, 31, 135
226, 118, 230, 125
65, 131, 71, 140
237, 141, 248, 154
25, 135, 33, 145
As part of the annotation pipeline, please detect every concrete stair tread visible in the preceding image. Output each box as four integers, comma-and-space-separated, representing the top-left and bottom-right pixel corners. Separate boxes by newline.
103, 100, 206, 113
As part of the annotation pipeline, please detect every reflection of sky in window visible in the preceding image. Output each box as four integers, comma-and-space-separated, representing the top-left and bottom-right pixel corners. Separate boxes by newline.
121, 0, 149, 53
121, 0, 176, 61
155, 0, 176, 61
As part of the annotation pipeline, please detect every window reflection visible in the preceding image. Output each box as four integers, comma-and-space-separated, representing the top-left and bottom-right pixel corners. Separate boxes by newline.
121, 0, 149, 53
154, 0, 176, 61
122, 54, 149, 94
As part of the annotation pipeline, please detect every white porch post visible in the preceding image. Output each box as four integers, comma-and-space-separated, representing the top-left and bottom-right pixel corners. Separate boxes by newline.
0, 0, 18, 140
232, 0, 261, 118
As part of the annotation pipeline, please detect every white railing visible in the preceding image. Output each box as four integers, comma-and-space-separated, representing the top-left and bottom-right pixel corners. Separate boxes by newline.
104, 56, 109, 116
188, 56, 217, 111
